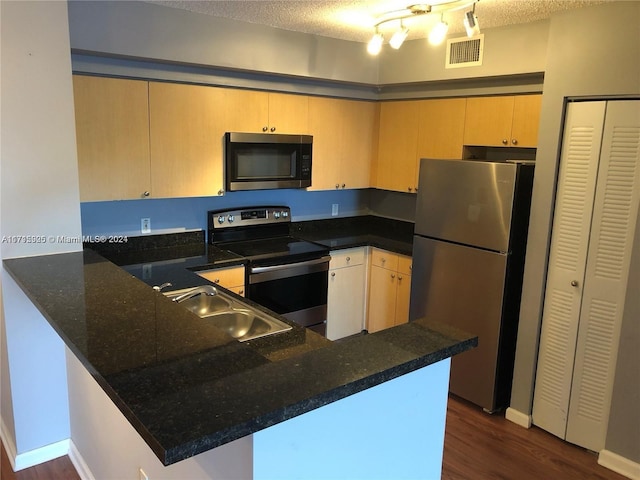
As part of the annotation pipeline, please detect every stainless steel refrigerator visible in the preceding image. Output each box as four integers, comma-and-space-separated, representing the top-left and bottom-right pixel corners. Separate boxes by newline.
409, 158, 534, 412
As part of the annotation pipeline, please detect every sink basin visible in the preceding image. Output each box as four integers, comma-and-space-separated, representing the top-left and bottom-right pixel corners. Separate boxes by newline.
207, 309, 292, 342
164, 287, 292, 342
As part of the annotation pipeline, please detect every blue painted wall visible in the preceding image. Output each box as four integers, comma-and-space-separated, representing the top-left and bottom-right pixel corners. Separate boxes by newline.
81, 189, 372, 236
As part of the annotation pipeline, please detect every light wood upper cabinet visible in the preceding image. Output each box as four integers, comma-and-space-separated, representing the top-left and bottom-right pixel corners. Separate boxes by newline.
308, 97, 375, 191
73, 75, 151, 201
417, 98, 467, 160
149, 82, 227, 198
375, 98, 466, 194
511, 94, 543, 147
375, 101, 420, 193
266, 92, 309, 134
463, 94, 541, 147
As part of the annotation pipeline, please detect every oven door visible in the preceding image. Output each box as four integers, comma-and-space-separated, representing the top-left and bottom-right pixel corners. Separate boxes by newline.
248, 256, 330, 336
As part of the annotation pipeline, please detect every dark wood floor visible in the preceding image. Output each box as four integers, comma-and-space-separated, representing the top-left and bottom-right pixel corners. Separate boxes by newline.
1, 395, 628, 479
442, 395, 626, 480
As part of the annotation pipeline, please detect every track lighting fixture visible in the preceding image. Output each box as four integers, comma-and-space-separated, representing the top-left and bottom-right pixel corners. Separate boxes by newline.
367, 28, 384, 55
389, 21, 409, 49
428, 15, 449, 45
464, 3, 480, 37
366, 0, 480, 55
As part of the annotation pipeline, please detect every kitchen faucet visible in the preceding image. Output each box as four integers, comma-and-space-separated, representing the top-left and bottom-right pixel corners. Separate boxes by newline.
171, 285, 217, 303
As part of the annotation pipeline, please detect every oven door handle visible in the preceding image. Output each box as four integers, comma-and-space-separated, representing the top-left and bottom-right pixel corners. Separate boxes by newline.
249, 255, 331, 283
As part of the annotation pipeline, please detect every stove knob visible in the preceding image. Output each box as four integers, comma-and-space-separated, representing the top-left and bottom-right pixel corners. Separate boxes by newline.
281, 210, 289, 218
217, 215, 225, 224
273, 211, 281, 219
227, 214, 235, 223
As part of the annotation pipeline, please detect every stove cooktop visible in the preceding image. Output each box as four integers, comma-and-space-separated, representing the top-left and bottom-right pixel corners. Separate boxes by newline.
217, 236, 329, 265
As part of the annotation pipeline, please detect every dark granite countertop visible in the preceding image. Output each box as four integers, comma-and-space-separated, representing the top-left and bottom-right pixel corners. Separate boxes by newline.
292, 215, 415, 256
4, 216, 476, 466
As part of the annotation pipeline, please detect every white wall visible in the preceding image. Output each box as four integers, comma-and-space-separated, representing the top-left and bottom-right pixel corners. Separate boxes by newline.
0, 0, 82, 467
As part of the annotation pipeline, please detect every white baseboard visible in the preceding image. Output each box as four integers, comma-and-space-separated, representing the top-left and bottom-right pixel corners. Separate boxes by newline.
1, 414, 70, 472
505, 407, 532, 428
598, 449, 640, 480
1, 416, 18, 471
13, 438, 70, 471
68, 440, 95, 480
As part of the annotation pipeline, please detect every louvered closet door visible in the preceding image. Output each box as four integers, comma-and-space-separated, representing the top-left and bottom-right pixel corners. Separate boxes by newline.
565, 100, 640, 451
532, 102, 606, 439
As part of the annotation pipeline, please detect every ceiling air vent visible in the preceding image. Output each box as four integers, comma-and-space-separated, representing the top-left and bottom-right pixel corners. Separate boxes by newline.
446, 34, 484, 68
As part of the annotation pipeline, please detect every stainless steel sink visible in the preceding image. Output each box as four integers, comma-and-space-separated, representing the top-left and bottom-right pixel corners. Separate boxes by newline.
164, 286, 292, 342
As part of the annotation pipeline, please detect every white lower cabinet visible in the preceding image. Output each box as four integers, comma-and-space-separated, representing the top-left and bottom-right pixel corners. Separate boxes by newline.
326, 248, 366, 340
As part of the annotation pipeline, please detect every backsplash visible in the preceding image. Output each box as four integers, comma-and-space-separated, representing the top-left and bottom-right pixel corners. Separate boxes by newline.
80, 189, 372, 237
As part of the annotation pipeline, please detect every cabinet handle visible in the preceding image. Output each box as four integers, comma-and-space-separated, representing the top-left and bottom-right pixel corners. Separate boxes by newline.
143, 191, 150, 197
502, 139, 508, 145
336, 184, 340, 189
238, 289, 244, 295
408, 187, 413, 192
331, 272, 336, 277
398, 275, 403, 281
341, 183, 346, 189
346, 256, 351, 262
571, 280, 579, 287
381, 258, 386, 264
511, 139, 518, 145
270, 127, 276, 132
414, 187, 419, 192
217, 189, 224, 196
262, 126, 268, 132
214, 279, 220, 283
391, 273, 395, 279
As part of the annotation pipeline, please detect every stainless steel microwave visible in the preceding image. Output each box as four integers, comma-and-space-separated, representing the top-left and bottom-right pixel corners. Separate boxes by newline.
225, 132, 313, 191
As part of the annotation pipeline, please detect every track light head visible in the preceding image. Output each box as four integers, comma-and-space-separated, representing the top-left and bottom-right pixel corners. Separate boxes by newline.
367, 30, 384, 55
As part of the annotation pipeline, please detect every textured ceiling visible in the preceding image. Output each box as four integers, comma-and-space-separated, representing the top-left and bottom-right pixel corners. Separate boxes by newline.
147, 0, 610, 42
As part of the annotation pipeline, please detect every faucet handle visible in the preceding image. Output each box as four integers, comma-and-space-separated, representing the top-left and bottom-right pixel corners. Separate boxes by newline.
153, 282, 173, 292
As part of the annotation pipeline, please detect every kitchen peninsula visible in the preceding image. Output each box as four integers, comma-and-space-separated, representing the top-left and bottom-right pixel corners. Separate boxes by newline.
4, 245, 476, 479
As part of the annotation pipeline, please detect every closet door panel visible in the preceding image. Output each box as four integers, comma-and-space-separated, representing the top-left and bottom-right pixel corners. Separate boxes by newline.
532, 102, 606, 438
566, 101, 640, 451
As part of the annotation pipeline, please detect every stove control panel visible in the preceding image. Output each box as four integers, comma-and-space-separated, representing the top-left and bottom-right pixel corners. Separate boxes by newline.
208, 206, 291, 230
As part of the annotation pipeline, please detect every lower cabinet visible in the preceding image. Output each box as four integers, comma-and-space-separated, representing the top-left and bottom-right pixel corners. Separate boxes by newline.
367, 248, 412, 333
195, 265, 246, 297
326, 248, 366, 340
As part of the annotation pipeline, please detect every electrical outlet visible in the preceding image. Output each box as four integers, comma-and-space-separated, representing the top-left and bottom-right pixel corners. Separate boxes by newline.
331, 204, 339, 216
142, 264, 152, 280
141, 218, 151, 234
139, 468, 149, 480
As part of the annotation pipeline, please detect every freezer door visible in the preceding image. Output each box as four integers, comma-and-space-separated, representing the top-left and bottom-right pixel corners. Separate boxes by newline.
409, 235, 508, 411
415, 159, 517, 252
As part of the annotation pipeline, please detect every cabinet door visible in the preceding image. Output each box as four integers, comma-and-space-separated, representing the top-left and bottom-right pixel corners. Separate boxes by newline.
463, 96, 515, 147
395, 271, 411, 326
340, 99, 375, 189
196, 266, 245, 288
149, 82, 226, 198
367, 265, 397, 333
308, 97, 341, 190
376, 101, 420, 193
308, 98, 375, 191
327, 264, 366, 340
511, 94, 542, 147
221, 88, 269, 133
417, 98, 466, 161
73, 75, 151, 201
267, 92, 309, 134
